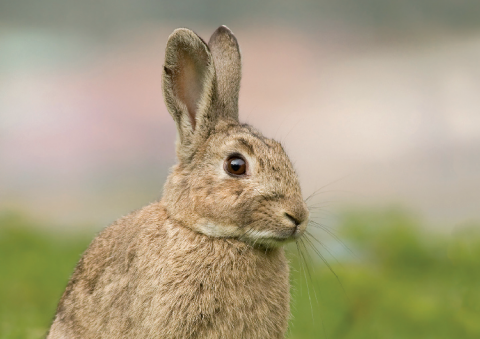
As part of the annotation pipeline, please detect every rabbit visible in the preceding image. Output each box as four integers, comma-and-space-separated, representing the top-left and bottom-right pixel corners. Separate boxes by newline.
47, 25, 309, 339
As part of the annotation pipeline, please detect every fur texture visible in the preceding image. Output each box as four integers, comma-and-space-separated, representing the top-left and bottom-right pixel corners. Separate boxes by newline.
48, 26, 309, 339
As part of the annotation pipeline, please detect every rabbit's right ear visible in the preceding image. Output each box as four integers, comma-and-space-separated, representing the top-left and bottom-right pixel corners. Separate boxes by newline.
208, 25, 241, 120
162, 28, 217, 162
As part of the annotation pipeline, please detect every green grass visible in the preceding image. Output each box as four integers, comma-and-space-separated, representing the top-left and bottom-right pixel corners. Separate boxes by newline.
1, 209, 479, 338
288, 209, 480, 339
0, 213, 91, 339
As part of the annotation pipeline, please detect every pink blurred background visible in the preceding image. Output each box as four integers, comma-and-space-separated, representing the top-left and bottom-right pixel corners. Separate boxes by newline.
1, 1, 479, 231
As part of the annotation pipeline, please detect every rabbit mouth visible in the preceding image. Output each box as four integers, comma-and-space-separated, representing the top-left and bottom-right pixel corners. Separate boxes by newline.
195, 220, 306, 248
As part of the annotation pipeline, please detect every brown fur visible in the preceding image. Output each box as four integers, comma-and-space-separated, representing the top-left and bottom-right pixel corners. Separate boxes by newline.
48, 26, 309, 339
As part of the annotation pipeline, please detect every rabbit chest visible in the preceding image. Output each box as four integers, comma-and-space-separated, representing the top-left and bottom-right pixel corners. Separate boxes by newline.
50, 203, 291, 339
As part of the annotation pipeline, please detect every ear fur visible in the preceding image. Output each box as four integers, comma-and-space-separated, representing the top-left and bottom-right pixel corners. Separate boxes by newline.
208, 25, 242, 119
162, 28, 217, 161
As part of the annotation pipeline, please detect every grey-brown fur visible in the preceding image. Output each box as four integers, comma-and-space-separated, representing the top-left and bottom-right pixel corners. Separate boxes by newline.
48, 26, 309, 339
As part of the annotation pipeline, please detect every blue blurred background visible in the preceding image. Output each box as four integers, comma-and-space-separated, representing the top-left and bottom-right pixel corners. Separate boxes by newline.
1, 1, 479, 338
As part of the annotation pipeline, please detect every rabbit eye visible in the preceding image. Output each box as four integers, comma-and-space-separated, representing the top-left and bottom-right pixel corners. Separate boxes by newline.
225, 156, 247, 176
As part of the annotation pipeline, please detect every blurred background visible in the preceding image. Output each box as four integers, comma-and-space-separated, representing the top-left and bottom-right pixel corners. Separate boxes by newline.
1, 1, 479, 338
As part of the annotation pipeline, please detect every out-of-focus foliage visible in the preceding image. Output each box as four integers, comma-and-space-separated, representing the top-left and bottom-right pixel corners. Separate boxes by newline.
0, 213, 91, 339
3, 0, 480, 33
0, 209, 479, 338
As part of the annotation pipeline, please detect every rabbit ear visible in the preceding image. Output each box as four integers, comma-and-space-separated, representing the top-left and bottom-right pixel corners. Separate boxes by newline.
208, 25, 241, 120
162, 28, 217, 160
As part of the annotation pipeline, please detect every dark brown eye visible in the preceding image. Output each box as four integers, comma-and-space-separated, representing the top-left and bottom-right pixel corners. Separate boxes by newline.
225, 156, 247, 176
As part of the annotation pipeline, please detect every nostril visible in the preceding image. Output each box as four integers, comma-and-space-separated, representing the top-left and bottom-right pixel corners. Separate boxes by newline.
285, 213, 301, 227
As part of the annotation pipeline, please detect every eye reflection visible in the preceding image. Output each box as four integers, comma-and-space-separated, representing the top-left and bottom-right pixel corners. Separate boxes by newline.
225, 156, 246, 176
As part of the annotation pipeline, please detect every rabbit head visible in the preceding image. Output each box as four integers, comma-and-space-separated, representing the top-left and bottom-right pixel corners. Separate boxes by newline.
162, 26, 309, 248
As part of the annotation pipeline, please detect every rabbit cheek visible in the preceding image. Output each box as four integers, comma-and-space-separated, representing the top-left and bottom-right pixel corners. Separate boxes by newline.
189, 178, 250, 236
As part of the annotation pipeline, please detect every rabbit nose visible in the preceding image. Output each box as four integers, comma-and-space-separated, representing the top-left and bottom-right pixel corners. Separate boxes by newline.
284, 211, 308, 237
283, 201, 309, 231
284, 212, 302, 227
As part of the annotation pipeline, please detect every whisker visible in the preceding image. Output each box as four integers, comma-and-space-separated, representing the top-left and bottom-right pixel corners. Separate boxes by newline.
308, 220, 355, 257
239, 222, 258, 246
295, 240, 314, 322
307, 222, 339, 236
308, 208, 339, 219
307, 205, 334, 213
299, 239, 328, 338
282, 116, 305, 143
306, 200, 334, 209
298, 239, 320, 305
304, 231, 343, 268
304, 174, 353, 203
302, 236, 347, 297
273, 111, 291, 139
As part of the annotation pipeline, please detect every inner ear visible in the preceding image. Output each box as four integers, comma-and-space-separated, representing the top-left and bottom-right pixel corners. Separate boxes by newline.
175, 52, 208, 130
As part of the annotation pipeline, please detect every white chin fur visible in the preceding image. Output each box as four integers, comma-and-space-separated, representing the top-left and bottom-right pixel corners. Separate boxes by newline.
197, 222, 289, 248
197, 222, 243, 238
242, 229, 290, 248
